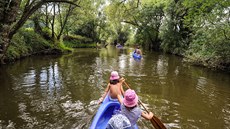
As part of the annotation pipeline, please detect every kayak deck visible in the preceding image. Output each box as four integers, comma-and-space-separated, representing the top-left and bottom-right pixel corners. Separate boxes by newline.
94, 103, 120, 129
90, 95, 120, 129
132, 52, 142, 60
90, 95, 138, 129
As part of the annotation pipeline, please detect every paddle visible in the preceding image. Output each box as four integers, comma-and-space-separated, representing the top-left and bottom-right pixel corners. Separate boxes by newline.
123, 81, 167, 129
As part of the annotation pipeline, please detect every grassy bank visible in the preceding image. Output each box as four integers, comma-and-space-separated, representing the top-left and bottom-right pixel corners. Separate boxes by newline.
63, 35, 96, 48
5, 29, 71, 62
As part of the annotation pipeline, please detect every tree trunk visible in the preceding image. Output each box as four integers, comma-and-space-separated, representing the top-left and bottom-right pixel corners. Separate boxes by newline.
0, 26, 11, 64
33, 16, 51, 40
0, 0, 79, 64
0, 0, 21, 64
51, 2, 56, 41
57, 4, 73, 40
45, 4, 49, 27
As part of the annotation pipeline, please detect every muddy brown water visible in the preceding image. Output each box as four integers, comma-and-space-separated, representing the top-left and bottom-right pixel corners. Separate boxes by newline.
0, 47, 229, 129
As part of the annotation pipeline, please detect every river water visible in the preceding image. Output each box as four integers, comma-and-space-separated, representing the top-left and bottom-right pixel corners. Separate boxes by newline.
0, 47, 229, 129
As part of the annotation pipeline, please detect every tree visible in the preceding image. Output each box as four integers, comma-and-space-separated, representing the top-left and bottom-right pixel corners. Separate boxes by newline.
135, 4, 164, 50
183, 0, 230, 69
0, 0, 79, 64
160, 0, 190, 55
102, 0, 141, 45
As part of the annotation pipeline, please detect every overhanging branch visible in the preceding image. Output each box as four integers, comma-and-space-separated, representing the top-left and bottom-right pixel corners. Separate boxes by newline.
43, 0, 80, 7
122, 20, 139, 26
10, 0, 80, 37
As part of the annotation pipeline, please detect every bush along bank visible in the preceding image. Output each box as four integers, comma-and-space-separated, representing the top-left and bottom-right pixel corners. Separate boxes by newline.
4, 29, 72, 63
63, 35, 96, 48
183, 40, 230, 71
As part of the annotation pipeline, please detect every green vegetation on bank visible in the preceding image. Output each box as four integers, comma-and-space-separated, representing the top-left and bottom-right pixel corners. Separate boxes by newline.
63, 35, 96, 48
0, 0, 229, 71
6, 29, 71, 62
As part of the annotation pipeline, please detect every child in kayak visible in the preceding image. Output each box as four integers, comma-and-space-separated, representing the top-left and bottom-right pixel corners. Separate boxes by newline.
121, 89, 153, 128
134, 46, 142, 55
98, 71, 125, 104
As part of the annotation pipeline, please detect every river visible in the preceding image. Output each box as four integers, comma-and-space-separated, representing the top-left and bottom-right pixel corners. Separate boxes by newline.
0, 47, 229, 129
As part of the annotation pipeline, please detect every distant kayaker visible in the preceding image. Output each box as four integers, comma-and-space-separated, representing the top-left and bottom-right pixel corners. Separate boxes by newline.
98, 71, 125, 104
120, 89, 153, 128
134, 46, 142, 56
116, 43, 122, 47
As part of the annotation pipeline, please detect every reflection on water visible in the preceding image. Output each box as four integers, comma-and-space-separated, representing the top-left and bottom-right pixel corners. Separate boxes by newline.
0, 46, 230, 129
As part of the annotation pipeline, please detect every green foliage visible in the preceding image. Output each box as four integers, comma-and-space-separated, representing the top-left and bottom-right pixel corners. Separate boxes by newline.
74, 20, 98, 41
160, 0, 190, 55
185, 22, 230, 69
6, 36, 28, 61
42, 27, 52, 37
6, 29, 53, 61
4, 0, 230, 70
117, 30, 129, 44
56, 41, 73, 52
102, 1, 139, 45
64, 41, 96, 48
160, 19, 189, 55
131, 3, 165, 50
20, 28, 51, 51
63, 35, 96, 48
183, 0, 230, 69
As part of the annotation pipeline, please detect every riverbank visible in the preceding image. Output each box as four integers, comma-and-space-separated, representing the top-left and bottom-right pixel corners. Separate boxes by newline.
2, 29, 229, 72
3, 29, 97, 64
183, 51, 230, 72
183, 57, 230, 72
4, 30, 68, 63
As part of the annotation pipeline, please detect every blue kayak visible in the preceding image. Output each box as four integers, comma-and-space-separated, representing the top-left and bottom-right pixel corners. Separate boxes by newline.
90, 94, 138, 129
132, 52, 142, 60
116, 45, 123, 49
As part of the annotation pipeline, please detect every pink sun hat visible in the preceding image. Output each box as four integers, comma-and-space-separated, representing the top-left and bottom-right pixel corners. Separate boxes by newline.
110, 71, 120, 80
123, 89, 138, 107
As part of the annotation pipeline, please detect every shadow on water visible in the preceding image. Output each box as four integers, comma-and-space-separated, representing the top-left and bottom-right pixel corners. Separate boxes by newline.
0, 47, 230, 129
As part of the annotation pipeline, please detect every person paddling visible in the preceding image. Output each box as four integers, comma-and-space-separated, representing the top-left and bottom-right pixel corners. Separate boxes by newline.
134, 46, 142, 56
120, 89, 153, 128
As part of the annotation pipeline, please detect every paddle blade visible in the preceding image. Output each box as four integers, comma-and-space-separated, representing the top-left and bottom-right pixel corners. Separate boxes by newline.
151, 116, 167, 129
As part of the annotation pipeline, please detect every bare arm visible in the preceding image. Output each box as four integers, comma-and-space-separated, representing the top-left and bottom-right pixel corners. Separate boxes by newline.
117, 94, 123, 104
119, 78, 125, 96
98, 83, 110, 104
121, 85, 124, 96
